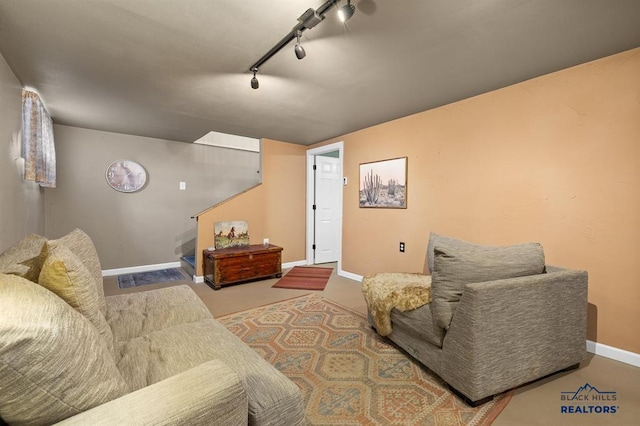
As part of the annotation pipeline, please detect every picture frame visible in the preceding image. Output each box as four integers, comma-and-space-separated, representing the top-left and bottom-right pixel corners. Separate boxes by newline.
214, 220, 250, 249
359, 157, 407, 208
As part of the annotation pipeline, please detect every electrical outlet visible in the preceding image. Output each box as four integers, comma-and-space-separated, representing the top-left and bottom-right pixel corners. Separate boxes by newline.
263, 238, 269, 245
399, 242, 405, 252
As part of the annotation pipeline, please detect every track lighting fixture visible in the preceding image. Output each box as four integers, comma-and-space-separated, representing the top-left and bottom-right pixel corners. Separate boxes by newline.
337, 0, 355, 22
250, 68, 259, 89
294, 30, 306, 60
248, 0, 358, 89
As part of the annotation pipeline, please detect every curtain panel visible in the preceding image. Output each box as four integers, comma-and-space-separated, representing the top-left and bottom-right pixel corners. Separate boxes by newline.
22, 90, 56, 188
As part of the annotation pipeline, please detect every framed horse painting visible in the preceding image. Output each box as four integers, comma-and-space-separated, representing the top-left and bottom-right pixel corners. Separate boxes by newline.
214, 220, 250, 248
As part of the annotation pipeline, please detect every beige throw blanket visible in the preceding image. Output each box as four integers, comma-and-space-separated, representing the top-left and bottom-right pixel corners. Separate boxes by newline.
362, 272, 432, 336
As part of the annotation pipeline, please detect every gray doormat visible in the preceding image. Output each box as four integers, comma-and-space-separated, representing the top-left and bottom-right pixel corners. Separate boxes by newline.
117, 268, 187, 289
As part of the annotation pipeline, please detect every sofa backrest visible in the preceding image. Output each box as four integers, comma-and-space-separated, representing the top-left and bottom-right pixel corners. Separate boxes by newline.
0, 229, 107, 316
0, 233, 47, 282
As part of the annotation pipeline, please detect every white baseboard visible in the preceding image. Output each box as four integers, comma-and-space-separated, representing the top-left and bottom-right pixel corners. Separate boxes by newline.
338, 269, 363, 282
587, 340, 640, 368
102, 261, 181, 277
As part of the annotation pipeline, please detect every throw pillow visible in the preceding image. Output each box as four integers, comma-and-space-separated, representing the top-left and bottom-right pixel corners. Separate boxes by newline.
50, 228, 106, 315
0, 234, 47, 282
431, 242, 545, 331
425, 232, 489, 275
39, 241, 115, 354
0, 273, 128, 425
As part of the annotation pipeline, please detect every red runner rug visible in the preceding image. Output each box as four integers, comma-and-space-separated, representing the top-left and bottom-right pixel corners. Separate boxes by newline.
272, 266, 332, 291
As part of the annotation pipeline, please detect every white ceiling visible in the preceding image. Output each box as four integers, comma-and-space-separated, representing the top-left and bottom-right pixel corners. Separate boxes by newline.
1, 0, 639, 146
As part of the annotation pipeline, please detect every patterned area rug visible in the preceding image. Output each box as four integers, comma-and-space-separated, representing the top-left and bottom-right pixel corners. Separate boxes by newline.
272, 266, 333, 290
117, 268, 186, 289
218, 294, 511, 425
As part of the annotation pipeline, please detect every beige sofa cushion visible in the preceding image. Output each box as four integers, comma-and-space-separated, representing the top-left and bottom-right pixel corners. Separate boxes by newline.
0, 273, 128, 425
116, 318, 304, 425
39, 241, 115, 354
0, 233, 47, 282
431, 242, 545, 331
106, 285, 212, 344
51, 228, 106, 315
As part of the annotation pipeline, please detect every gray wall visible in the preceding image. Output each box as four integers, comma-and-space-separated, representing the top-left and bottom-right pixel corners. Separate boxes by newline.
0, 53, 45, 252
46, 125, 260, 269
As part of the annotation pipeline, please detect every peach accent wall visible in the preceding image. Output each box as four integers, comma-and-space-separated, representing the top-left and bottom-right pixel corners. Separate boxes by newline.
196, 139, 307, 275
319, 48, 640, 354
196, 49, 639, 354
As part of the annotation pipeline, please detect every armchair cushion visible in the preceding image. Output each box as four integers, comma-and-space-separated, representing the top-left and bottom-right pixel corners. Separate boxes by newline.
0, 274, 128, 425
431, 242, 545, 331
390, 301, 445, 347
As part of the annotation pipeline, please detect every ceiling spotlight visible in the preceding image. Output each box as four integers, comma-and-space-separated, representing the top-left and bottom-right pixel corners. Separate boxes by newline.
294, 30, 306, 60
337, 0, 355, 22
250, 68, 259, 89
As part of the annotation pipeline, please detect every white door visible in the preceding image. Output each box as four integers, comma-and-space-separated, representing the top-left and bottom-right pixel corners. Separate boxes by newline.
314, 155, 341, 264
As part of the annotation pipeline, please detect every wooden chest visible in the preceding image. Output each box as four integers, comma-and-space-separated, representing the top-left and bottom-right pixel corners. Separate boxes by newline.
203, 244, 283, 290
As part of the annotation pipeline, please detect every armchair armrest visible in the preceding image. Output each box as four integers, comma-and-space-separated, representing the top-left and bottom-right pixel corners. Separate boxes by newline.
441, 267, 588, 402
55, 360, 248, 426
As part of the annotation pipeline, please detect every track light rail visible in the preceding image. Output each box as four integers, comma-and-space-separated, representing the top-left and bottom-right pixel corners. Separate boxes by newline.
248, 0, 351, 87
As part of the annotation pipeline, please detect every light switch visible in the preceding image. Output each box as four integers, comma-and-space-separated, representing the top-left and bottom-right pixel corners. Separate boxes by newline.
179, 181, 186, 190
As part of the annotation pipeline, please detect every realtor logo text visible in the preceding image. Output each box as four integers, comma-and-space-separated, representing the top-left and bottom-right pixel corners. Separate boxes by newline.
560, 383, 618, 414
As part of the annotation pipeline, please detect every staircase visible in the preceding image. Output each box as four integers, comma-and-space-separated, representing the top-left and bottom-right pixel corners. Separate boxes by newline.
180, 255, 196, 279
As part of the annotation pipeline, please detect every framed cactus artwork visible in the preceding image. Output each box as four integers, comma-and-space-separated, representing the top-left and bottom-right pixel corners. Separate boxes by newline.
359, 157, 407, 208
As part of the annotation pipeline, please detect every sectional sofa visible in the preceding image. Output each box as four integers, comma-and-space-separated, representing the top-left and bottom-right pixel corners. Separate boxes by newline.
0, 229, 305, 425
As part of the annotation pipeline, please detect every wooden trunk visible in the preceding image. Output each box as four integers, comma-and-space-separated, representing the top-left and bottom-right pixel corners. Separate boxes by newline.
203, 244, 283, 290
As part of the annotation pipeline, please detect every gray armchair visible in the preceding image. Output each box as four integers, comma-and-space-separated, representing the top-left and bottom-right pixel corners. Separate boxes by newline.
364, 233, 588, 406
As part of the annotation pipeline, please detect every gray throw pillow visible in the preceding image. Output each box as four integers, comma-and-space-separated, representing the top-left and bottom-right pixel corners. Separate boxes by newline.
431, 242, 545, 331
425, 232, 490, 275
